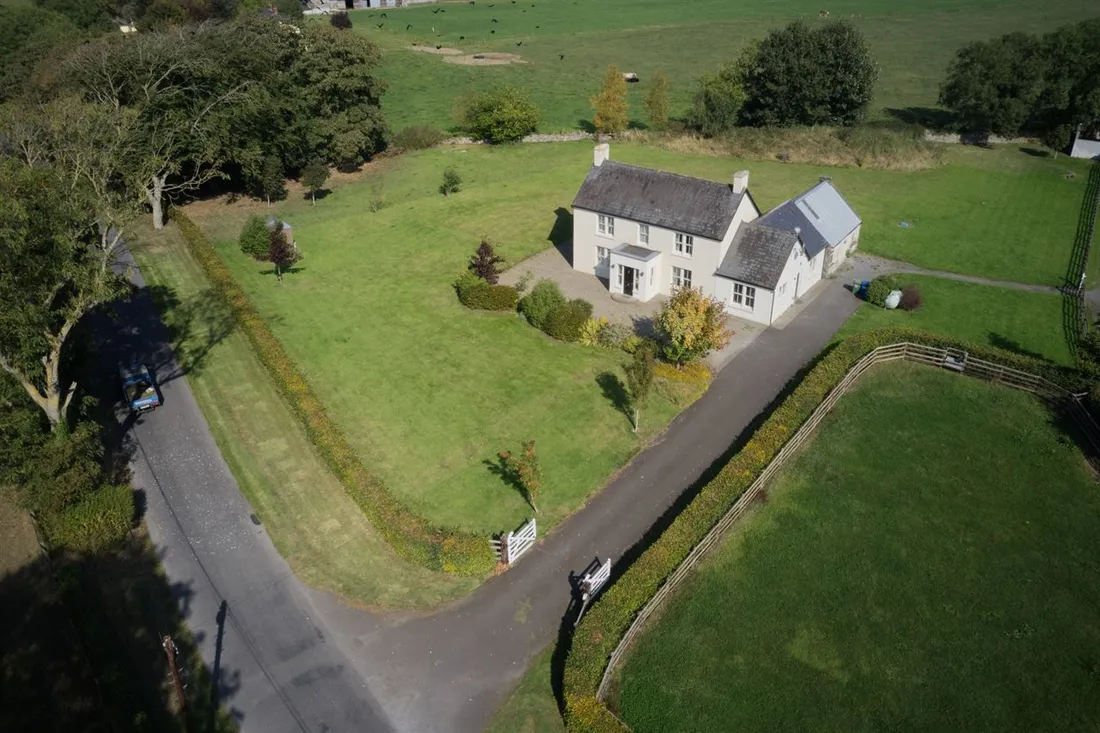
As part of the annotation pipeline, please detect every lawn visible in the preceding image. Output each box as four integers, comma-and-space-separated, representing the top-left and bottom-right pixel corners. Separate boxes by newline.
617, 362, 1100, 733
348, 0, 1099, 133
131, 224, 477, 609
836, 275, 1074, 365
178, 140, 1086, 539
486, 645, 565, 733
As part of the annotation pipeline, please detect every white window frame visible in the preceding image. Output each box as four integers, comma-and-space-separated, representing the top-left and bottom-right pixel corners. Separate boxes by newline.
675, 232, 694, 257
596, 246, 610, 266
598, 214, 615, 237
616, 265, 623, 287
731, 282, 757, 311
639, 224, 650, 246
650, 267, 655, 286
672, 266, 692, 289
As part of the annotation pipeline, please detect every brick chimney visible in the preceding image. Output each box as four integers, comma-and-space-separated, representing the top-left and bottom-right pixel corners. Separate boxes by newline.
732, 169, 750, 195
593, 143, 610, 167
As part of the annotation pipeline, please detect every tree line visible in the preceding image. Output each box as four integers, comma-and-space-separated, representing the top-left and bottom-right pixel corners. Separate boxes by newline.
938, 19, 1100, 146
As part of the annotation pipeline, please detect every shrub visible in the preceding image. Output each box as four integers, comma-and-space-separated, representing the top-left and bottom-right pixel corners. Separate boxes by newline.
654, 287, 731, 365
330, 11, 352, 29
562, 326, 1088, 730
655, 360, 712, 386
865, 275, 901, 307
597, 322, 632, 350
455, 273, 520, 311
899, 284, 924, 311
469, 238, 505, 284
239, 215, 270, 260
519, 279, 566, 329
456, 86, 540, 144
169, 207, 495, 576
578, 317, 609, 347
46, 484, 133, 553
544, 299, 593, 342
18, 422, 105, 517
620, 334, 645, 354
440, 167, 462, 196
392, 125, 444, 151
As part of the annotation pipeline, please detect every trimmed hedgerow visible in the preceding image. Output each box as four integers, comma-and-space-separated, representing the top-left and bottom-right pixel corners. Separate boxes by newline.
455, 273, 520, 311
169, 208, 495, 576
562, 326, 1087, 732
544, 298, 593, 342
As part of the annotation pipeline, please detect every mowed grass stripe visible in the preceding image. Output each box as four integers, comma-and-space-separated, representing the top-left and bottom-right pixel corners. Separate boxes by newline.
619, 362, 1100, 733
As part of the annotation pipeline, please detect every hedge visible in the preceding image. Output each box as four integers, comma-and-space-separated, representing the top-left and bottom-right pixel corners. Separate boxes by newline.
169, 208, 495, 576
544, 299, 593, 342
562, 326, 1087, 732
456, 276, 520, 311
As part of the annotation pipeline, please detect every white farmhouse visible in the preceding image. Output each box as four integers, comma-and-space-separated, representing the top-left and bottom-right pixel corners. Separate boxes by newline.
571, 144, 861, 325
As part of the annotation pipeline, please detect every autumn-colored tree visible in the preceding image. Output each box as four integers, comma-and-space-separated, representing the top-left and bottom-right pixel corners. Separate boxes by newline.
498, 440, 541, 513
623, 341, 656, 432
468, 238, 505, 284
645, 70, 671, 131
591, 64, 629, 136
654, 286, 731, 365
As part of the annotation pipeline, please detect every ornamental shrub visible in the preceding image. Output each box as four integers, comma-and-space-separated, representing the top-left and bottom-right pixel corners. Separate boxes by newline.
454, 271, 518, 310
440, 167, 462, 196
899, 284, 923, 312
597, 322, 632, 350
544, 299, 593, 342
578, 317, 608, 346
865, 274, 901, 307
239, 215, 270, 260
46, 484, 134, 553
620, 334, 645, 354
457, 85, 540, 143
519, 279, 566, 329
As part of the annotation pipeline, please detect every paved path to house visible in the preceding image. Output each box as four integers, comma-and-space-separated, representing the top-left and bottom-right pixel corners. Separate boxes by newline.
309, 258, 880, 733
858, 254, 1061, 294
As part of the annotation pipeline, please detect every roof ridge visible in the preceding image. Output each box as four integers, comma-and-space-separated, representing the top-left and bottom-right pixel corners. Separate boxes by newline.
599, 160, 736, 190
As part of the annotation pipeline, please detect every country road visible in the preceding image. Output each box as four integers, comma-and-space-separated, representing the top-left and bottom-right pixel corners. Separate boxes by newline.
116, 244, 873, 732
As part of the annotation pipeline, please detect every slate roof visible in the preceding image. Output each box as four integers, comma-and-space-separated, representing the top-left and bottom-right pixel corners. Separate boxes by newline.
757, 180, 861, 258
614, 243, 661, 262
715, 223, 798, 290
572, 161, 745, 241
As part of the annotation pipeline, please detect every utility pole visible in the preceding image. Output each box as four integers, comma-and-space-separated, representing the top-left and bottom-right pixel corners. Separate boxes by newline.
162, 634, 188, 719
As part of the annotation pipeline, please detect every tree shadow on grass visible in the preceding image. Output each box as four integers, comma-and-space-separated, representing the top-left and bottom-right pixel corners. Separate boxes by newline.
883, 106, 955, 130
484, 454, 528, 508
596, 372, 630, 419
987, 332, 1046, 361
302, 188, 333, 203
1019, 147, 1051, 158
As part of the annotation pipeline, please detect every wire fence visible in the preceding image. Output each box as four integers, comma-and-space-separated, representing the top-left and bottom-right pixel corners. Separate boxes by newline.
596, 341, 1100, 702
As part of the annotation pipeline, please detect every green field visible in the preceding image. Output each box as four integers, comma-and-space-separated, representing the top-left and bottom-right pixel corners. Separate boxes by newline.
617, 362, 1100, 732
349, 0, 1099, 133
180, 139, 1085, 540
836, 275, 1074, 364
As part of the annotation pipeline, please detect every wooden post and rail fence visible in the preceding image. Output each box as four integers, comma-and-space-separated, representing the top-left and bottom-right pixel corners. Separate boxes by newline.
594, 340, 1100, 703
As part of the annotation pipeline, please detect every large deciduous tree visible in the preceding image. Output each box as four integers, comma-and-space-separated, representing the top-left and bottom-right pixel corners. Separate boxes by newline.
62, 28, 248, 229
938, 32, 1046, 136
740, 20, 877, 127
687, 53, 751, 138
644, 69, 670, 132
0, 160, 130, 430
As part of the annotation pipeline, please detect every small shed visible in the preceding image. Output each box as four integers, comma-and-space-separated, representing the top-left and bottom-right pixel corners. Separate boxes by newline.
265, 215, 295, 247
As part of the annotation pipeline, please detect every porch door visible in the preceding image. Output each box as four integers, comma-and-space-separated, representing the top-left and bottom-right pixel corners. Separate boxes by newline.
623, 266, 636, 297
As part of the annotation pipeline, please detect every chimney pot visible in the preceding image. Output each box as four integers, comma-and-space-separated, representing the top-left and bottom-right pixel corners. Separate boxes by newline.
593, 143, 610, 167
732, 169, 750, 195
